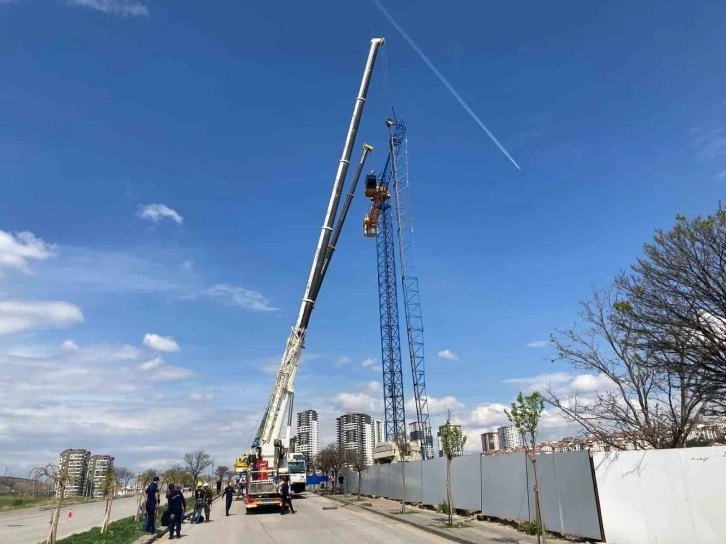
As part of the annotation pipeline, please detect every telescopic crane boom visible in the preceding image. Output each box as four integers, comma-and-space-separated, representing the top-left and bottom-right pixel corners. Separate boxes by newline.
252, 38, 384, 455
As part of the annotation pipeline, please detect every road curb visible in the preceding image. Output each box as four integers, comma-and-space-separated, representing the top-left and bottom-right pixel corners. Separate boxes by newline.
321, 494, 488, 544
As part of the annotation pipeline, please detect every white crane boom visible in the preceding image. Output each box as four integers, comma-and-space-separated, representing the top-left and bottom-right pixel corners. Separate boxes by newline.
253, 38, 385, 450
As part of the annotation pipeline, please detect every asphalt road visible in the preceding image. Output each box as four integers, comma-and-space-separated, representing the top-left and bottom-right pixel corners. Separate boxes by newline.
0, 494, 142, 544
157, 493, 455, 544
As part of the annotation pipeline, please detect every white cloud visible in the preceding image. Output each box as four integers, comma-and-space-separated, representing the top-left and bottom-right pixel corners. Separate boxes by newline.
139, 357, 165, 371
361, 357, 376, 368
60, 340, 79, 352
332, 392, 382, 414
65, 0, 149, 18
189, 393, 213, 402
437, 349, 458, 361
143, 333, 181, 353
0, 230, 57, 276
526, 340, 551, 348
0, 300, 84, 335
335, 356, 351, 367
206, 284, 277, 312
468, 403, 509, 427
425, 395, 465, 416
0, 341, 266, 476
503, 372, 571, 392
182, 259, 193, 271
137, 203, 183, 225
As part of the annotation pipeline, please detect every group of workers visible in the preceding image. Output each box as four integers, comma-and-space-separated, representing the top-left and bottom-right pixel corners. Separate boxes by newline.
142, 471, 296, 538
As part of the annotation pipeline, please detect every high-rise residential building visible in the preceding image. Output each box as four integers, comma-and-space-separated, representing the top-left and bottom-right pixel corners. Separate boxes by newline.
436, 424, 464, 458
58, 449, 91, 497
409, 421, 434, 459
498, 425, 524, 451
336, 412, 375, 465
481, 431, 500, 453
374, 419, 384, 446
289, 436, 297, 453
86, 455, 114, 498
295, 409, 319, 467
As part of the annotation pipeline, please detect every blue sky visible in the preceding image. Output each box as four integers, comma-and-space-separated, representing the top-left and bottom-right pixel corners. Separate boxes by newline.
2, 0, 726, 474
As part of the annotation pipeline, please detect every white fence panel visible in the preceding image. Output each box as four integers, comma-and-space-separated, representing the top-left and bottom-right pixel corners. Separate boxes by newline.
481, 452, 532, 521
405, 460, 423, 504
553, 451, 602, 540
594, 446, 726, 544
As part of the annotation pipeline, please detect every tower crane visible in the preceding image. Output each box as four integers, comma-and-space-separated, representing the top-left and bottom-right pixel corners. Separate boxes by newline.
241, 38, 384, 511
364, 114, 433, 461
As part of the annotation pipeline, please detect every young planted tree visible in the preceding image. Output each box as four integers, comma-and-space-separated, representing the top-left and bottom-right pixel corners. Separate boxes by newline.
100, 467, 120, 533
548, 286, 711, 449
392, 430, 409, 513
135, 469, 158, 522
344, 448, 367, 500
440, 411, 467, 527
31, 463, 72, 544
182, 450, 213, 485
506, 392, 547, 544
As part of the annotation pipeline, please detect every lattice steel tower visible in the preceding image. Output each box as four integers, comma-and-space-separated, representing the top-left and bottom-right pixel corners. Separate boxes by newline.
363, 114, 432, 458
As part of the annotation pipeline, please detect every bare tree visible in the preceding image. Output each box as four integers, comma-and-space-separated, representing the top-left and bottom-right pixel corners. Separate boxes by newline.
392, 430, 409, 513
613, 206, 726, 414
316, 443, 342, 493
114, 467, 134, 496
182, 450, 213, 485
31, 463, 72, 544
214, 465, 231, 482
440, 411, 467, 527
344, 449, 367, 500
548, 286, 710, 449
506, 392, 547, 544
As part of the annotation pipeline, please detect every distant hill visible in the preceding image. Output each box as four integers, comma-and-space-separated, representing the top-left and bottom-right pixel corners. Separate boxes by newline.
0, 476, 53, 496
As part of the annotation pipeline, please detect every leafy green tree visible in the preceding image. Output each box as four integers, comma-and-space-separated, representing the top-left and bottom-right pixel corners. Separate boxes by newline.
506, 392, 546, 544
440, 411, 467, 526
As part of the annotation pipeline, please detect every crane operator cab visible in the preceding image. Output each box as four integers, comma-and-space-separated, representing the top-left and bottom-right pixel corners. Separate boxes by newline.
364, 173, 378, 198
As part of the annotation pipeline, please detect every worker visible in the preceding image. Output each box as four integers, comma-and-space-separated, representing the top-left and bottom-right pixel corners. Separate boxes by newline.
223, 480, 235, 516
144, 476, 160, 534
166, 483, 187, 540
338, 474, 345, 494
216, 479, 222, 494
193, 481, 204, 523
280, 475, 295, 515
202, 482, 213, 522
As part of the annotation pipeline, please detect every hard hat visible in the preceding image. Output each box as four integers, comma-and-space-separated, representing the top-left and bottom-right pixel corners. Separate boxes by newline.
197, 481, 202, 487
203, 482, 209, 487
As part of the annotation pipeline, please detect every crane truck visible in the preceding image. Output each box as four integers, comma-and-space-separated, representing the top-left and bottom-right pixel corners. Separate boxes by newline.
242, 37, 384, 512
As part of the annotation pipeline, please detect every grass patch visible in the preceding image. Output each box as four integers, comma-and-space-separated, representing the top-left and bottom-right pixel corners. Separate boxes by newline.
437, 521, 472, 529
0, 497, 46, 510
389, 510, 416, 515
517, 520, 546, 536
360, 502, 373, 507
55, 506, 167, 544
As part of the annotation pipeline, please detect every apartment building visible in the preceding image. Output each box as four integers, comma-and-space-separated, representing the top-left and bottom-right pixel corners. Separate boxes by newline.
374, 419, 384, 446
58, 449, 91, 497
481, 431, 500, 453
409, 421, 434, 459
336, 412, 375, 465
436, 424, 464, 457
86, 455, 114, 498
296, 409, 319, 467
498, 425, 524, 451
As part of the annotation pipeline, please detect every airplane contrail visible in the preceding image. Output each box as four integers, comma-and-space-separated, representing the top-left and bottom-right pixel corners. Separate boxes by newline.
371, 0, 521, 170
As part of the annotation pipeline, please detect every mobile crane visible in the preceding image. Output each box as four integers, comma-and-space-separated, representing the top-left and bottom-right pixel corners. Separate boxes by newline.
242, 38, 384, 512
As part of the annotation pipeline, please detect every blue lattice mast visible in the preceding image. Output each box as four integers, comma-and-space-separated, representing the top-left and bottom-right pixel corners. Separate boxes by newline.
364, 139, 406, 441
386, 115, 433, 460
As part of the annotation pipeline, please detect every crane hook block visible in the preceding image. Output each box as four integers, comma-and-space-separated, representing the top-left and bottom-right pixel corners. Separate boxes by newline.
364, 174, 378, 198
